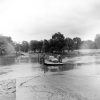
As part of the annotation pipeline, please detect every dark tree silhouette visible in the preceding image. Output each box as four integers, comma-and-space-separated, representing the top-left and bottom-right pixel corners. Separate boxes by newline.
30, 40, 38, 52
73, 37, 82, 49
21, 41, 29, 52
50, 32, 65, 53
65, 38, 74, 52
95, 34, 100, 49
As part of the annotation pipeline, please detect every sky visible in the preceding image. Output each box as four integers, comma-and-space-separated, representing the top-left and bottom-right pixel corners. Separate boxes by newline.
0, 0, 100, 42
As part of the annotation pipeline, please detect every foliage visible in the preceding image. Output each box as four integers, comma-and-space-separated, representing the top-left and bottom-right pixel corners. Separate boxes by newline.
73, 37, 82, 49
81, 40, 96, 49
95, 34, 100, 49
29, 40, 43, 52
13, 32, 100, 54
0, 36, 15, 55
50, 32, 65, 53
14, 42, 21, 52
43, 40, 49, 53
4, 33, 100, 56
65, 38, 74, 52
27, 32, 83, 53
21, 41, 29, 52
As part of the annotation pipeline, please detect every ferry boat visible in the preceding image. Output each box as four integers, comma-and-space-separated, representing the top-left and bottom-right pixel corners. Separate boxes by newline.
44, 56, 64, 66
44, 59, 64, 66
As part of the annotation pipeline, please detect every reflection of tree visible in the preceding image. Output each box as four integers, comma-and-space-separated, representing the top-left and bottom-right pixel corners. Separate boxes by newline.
42, 64, 75, 73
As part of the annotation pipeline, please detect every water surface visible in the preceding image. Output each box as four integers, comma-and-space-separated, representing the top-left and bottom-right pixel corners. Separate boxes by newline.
1, 50, 100, 99
0, 50, 100, 79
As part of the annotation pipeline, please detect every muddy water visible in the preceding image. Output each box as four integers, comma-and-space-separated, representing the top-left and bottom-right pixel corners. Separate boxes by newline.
1, 51, 100, 100
0, 54, 100, 78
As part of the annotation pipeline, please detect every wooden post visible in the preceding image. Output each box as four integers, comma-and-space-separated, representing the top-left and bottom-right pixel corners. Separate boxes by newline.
38, 53, 40, 62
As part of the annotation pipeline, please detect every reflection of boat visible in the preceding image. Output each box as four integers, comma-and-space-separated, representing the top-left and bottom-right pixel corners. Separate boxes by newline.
44, 59, 64, 66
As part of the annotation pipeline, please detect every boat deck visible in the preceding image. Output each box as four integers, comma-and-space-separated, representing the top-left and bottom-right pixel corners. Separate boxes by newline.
44, 60, 64, 66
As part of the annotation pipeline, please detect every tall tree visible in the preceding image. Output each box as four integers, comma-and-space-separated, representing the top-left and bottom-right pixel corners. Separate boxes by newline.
37, 40, 43, 53
14, 43, 21, 52
0, 36, 15, 55
50, 32, 65, 53
30, 40, 38, 52
95, 34, 100, 49
21, 41, 29, 52
73, 37, 82, 49
43, 40, 49, 53
65, 38, 74, 52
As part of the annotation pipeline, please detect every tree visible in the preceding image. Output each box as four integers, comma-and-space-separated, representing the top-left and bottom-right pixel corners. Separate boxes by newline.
95, 34, 100, 49
0, 42, 6, 55
81, 40, 95, 49
37, 40, 43, 53
52, 32, 65, 40
50, 32, 65, 53
43, 40, 49, 53
21, 41, 29, 52
73, 37, 82, 49
14, 43, 21, 52
65, 38, 74, 52
0, 36, 15, 55
30, 40, 38, 52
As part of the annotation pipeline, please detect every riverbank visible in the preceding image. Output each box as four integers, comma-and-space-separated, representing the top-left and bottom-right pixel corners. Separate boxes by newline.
0, 49, 98, 59
0, 79, 16, 100
29, 51, 79, 59
0, 49, 100, 58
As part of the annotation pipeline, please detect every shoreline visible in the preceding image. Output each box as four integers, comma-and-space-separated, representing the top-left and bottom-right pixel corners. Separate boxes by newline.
0, 49, 99, 58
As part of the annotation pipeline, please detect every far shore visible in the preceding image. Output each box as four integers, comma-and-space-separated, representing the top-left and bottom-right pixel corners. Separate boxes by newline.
0, 49, 99, 59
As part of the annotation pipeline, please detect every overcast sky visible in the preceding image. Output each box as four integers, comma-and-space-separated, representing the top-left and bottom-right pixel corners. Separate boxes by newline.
0, 0, 100, 42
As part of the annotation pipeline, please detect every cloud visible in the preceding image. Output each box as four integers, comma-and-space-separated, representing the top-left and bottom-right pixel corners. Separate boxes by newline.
0, 0, 100, 41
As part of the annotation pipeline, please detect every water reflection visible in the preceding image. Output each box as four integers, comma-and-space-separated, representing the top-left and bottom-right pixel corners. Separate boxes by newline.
1, 54, 100, 76
0, 57, 16, 66
0, 55, 96, 72
41, 63, 76, 73
0, 56, 40, 67
30, 57, 39, 63
41, 55, 100, 74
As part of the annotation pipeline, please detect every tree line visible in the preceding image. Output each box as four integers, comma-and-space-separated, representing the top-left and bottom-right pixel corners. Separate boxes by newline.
0, 32, 100, 55
14, 32, 100, 54
14, 32, 82, 53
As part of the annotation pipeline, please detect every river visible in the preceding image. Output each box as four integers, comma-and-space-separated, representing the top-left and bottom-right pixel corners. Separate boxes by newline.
1, 50, 100, 100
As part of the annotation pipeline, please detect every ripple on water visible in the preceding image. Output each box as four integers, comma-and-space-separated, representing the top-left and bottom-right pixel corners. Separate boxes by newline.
19, 82, 88, 100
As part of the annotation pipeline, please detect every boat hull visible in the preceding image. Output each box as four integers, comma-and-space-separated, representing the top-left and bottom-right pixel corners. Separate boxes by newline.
44, 60, 64, 66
